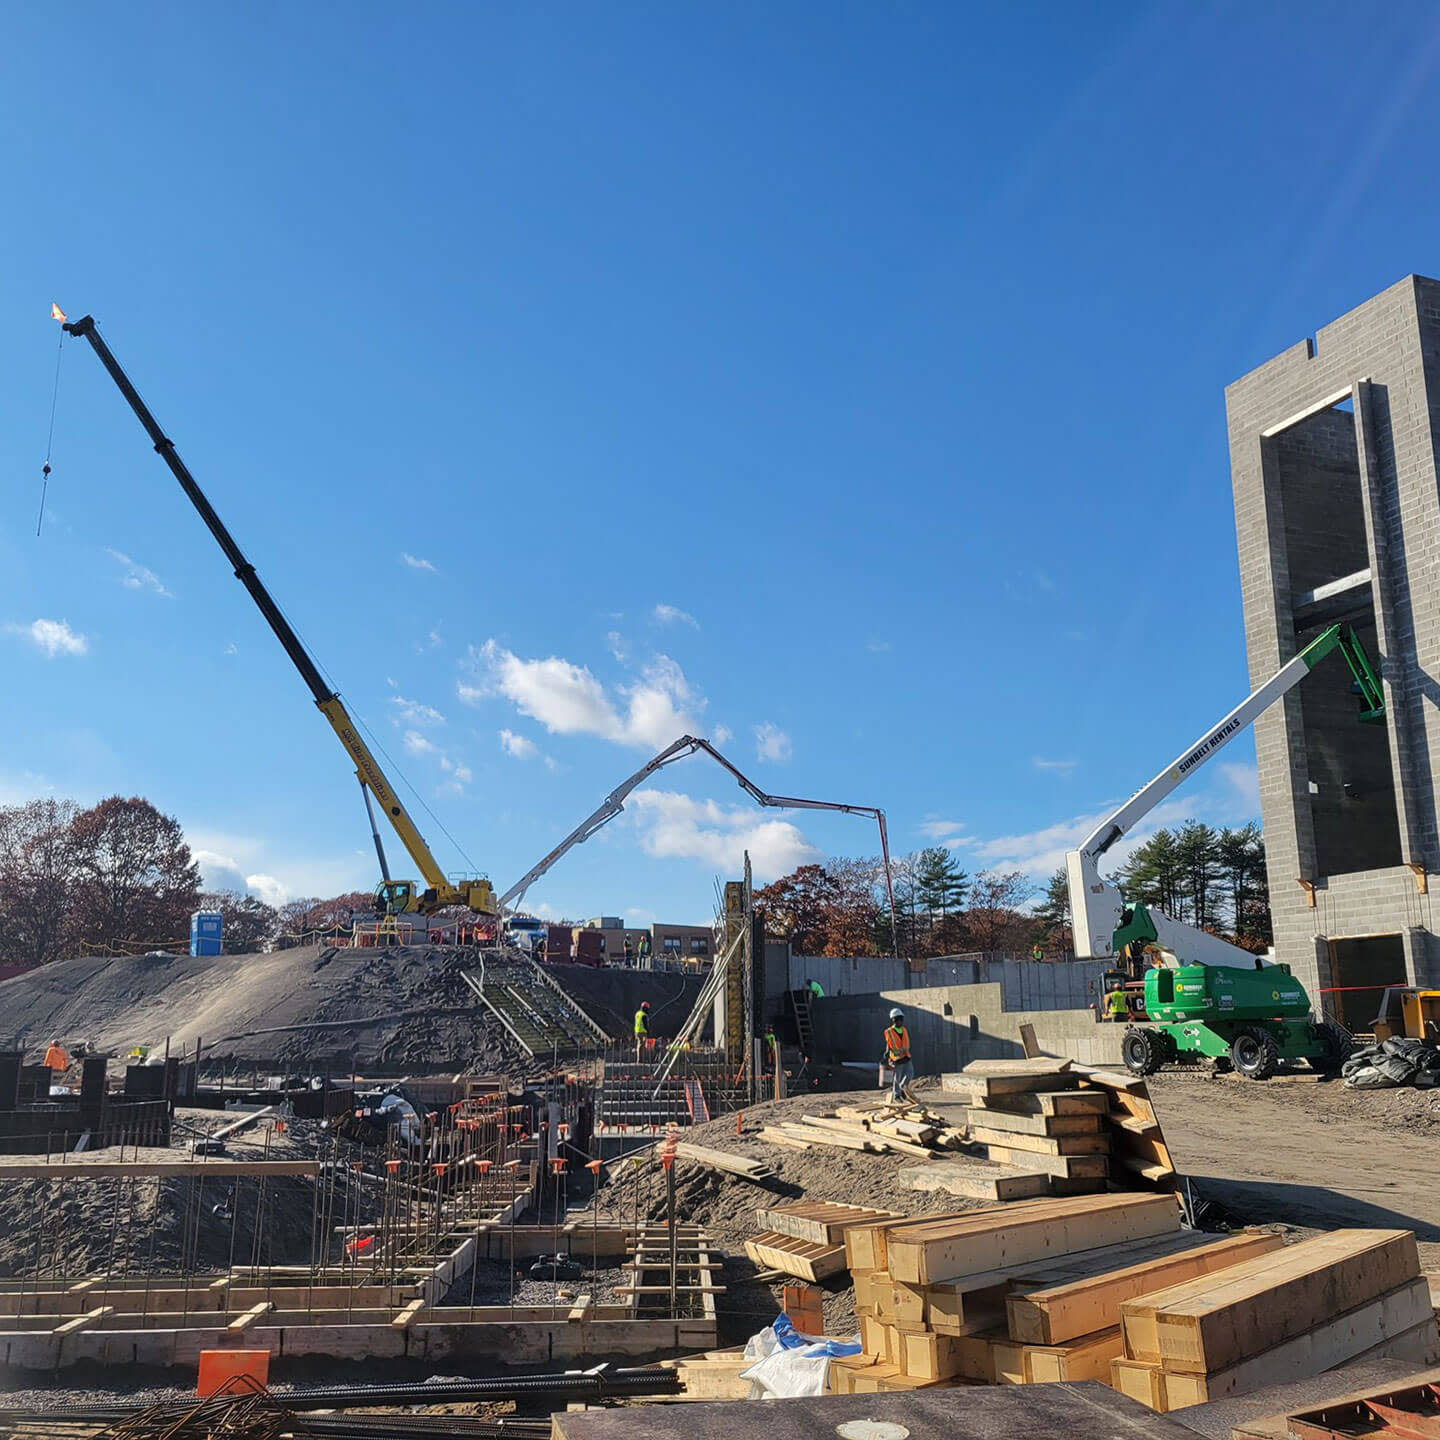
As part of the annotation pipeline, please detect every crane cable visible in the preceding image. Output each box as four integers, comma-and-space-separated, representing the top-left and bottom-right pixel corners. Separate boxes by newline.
271, 593, 482, 877
37, 326, 65, 536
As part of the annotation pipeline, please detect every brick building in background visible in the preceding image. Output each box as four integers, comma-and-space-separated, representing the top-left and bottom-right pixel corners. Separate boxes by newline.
1227, 275, 1440, 1026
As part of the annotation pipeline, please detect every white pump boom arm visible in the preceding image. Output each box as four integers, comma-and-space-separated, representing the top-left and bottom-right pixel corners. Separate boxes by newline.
498, 734, 900, 954
1066, 622, 1383, 967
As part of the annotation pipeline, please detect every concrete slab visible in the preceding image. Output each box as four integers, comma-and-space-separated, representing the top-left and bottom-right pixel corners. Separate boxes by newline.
554, 1381, 1202, 1440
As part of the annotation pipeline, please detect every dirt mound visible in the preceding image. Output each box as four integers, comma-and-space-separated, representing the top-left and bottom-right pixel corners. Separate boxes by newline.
0, 945, 527, 1073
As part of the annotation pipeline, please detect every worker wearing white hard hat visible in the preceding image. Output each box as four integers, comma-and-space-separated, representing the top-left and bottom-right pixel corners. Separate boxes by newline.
883, 1008, 913, 1102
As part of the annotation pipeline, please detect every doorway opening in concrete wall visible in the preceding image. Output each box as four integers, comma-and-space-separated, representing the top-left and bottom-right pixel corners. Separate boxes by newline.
1270, 399, 1402, 876
1327, 933, 1405, 1030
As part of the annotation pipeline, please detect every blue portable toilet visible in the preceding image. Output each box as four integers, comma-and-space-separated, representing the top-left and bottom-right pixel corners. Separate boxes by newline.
190, 910, 223, 957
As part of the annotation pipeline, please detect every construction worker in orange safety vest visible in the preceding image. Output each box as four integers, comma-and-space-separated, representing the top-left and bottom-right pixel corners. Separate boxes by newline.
883, 1007, 913, 1102
43, 1040, 68, 1074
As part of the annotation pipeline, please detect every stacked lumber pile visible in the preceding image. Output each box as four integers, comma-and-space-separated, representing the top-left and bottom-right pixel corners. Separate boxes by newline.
743, 1201, 903, 1282
943, 1058, 1176, 1193
759, 1100, 966, 1159
836, 1191, 1191, 1392
1109, 1228, 1440, 1412
663, 1348, 754, 1400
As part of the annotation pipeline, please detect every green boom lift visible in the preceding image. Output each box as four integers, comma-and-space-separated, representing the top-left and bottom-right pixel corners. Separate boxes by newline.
1066, 623, 1384, 1079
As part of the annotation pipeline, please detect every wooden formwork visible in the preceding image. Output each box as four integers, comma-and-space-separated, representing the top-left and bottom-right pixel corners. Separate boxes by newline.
0, 1218, 719, 1372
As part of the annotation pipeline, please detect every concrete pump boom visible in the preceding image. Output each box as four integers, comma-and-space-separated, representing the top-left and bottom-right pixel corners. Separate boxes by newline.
62, 313, 495, 919
1066, 622, 1383, 969
499, 734, 900, 954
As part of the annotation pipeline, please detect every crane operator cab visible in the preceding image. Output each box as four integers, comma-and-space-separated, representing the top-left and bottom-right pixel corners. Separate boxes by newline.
376, 879, 422, 915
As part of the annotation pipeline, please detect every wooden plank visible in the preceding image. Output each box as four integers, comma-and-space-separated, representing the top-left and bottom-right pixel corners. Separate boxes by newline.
756, 1202, 901, 1247
968, 1124, 1110, 1156
1021, 1325, 1124, 1383
899, 1160, 1049, 1202
1111, 1357, 1169, 1412
980, 1090, 1109, 1117
799, 1116, 937, 1160
391, 1299, 426, 1329
860, 1314, 887, 1357
963, 1108, 1103, 1137
887, 1192, 1182, 1284
672, 1142, 775, 1182
567, 1294, 591, 1323
1122, 1229, 1420, 1374
943, 1072, 1079, 1098
777, 1124, 882, 1153
982, 1144, 1108, 1180
0, 1160, 320, 1178
1159, 1280, 1437, 1410
743, 1231, 846, 1283
226, 1302, 274, 1332
1005, 1231, 1287, 1344
963, 1058, 1075, 1076
52, 1306, 113, 1337
757, 1127, 811, 1151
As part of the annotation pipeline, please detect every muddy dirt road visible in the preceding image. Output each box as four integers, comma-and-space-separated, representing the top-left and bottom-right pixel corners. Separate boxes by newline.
1147, 1072, 1440, 1265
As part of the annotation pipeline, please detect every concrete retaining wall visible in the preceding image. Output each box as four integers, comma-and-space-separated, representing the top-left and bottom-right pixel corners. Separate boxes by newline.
809, 980, 1127, 1071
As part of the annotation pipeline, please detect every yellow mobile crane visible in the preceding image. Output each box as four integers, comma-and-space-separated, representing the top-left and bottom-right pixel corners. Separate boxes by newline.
62, 313, 496, 921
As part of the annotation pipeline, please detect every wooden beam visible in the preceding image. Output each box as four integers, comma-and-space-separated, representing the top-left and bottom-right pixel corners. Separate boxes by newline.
1005, 1231, 1286, 1344
52, 1306, 113, 1336
0, 1160, 319, 1178
886, 1193, 1182, 1285
391, 1299, 427, 1329
1121, 1229, 1419, 1373
1160, 1281, 1437, 1408
226, 1302, 274, 1332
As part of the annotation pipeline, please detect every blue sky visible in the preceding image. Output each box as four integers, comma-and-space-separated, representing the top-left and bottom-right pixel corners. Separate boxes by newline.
2, 4, 1439, 925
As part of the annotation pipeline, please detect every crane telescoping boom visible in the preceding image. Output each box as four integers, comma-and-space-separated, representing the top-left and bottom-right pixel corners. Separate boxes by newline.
61, 313, 495, 920
1066, 620, 1384, 970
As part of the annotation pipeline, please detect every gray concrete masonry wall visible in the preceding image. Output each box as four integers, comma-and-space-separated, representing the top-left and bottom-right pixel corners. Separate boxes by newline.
784, 955, 1104, 1010
809, 979, 1126, 1072
1227, 275, 1440, 1005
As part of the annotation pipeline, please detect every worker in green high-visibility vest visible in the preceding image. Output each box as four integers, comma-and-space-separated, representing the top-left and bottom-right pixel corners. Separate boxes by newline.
634, 1000, 651, 1060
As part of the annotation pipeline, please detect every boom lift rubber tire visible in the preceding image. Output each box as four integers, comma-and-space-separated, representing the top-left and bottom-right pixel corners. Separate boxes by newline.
1122, 1026, 1165, 1077
1310, 1019, 1354, 1074
1156, 1029, 1180, 1065
1229, 1026, 1280, 1080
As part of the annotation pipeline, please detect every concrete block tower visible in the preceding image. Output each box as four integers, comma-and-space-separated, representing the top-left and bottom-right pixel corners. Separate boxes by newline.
1227, 275, 1440, 1027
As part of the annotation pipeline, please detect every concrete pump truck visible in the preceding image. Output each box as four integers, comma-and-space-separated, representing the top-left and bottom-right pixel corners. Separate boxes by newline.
1067, 623, 1385, 1079
61, 313, 496, 925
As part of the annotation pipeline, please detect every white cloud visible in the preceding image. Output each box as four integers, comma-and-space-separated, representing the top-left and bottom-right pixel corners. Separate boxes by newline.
194, 848, 292, 907
606, 631, 628, 663
500, 728, 538, 759
390, 695, 446, 727
403, 730, 437, 756
460, 640, 703, 749
422, 629, 443, 651
440, 757, 473, 788
10, 618, 87, 658
224, 642, 238, 656
866, 638, 893, 653
107, 549, 172, 598
919, 818, 964, 839
400, 553, 437, 573
628, 789, 819, 880
402, 728, 473, 793
754, 722, 792, 763
959, 768, 1265, 882
653, 603, 699, 629
712, 724, 734, 746
1033, 757, 1078, 774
